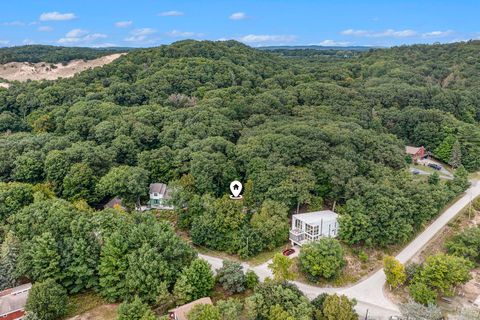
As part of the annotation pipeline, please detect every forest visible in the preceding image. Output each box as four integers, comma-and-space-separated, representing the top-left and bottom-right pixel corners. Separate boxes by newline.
0, 40, 479, 318
0, 45, 130, 64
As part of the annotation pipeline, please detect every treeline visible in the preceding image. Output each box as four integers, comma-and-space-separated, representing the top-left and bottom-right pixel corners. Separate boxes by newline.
0, 45, 129, 64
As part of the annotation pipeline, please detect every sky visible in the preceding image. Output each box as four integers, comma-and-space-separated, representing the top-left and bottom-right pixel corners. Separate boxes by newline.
0, 0, 479, 48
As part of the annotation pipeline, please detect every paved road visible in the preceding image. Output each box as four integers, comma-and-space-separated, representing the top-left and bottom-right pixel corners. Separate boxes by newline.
200, 181, 480, 319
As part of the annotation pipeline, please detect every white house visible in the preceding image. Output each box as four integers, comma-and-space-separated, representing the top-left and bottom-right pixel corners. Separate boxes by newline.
148, 183, 173, 210
289, 210, 339, 246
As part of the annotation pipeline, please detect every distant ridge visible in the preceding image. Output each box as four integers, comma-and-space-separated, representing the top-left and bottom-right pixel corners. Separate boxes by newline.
258, 45, 381, 51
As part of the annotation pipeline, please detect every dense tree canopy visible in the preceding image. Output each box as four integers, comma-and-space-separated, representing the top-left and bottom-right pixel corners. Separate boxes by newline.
1, 40, 475, 254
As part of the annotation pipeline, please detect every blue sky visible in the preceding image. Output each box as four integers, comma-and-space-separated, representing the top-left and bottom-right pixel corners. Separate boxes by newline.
0, 0, 479, 48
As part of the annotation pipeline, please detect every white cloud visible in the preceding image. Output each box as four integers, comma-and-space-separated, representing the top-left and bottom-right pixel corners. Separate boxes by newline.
166, 30, 204, 38
0, 40, 10, 45
158, 10, 184, 17
125, 28, 156, 43
115, 21, 132, 28
37, 26, 53, 32
422, 30, 454, 37
40, 12, 76, 21
341, 29, 370, 36
2, 21, 26, 27
229, 12, 248, 20
58, 29, 107, 44
66, 28, 88, 38
238, 34, 297, 44
316, 39, 352, 46
341, 28, 417, 38
84, 33, 107, 41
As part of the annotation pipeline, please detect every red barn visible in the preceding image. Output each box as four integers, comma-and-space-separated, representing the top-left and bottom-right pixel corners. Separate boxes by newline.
0, 283, 31, 320
405, 146, 426, 161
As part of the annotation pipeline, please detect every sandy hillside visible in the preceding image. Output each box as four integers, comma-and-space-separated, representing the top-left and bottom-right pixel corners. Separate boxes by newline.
0, 53, 125, 82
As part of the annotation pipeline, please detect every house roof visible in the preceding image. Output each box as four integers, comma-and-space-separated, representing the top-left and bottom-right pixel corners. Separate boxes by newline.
293, 210, 338, 225
104, 197, 123, 209
168, 297, 213, 320
405, 146, 423, 155
0, 283, 31, 316
149, 183, 168, 195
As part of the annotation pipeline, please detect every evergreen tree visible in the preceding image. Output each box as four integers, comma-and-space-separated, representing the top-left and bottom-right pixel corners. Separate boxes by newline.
449, 140, 462, 169
117, 296, 157, 320
25, 279, 67, 320
0, 232, 20, 290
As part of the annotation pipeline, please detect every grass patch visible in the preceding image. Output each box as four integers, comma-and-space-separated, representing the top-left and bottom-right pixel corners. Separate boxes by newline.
64, 292, 108, 318
245, 245, 289, 266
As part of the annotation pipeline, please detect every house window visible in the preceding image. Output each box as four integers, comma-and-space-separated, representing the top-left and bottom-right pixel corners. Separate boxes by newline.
295, 219, 302, 229
306, 224, 313, 234
312, 225, 319, 235
154, 193, 158, 197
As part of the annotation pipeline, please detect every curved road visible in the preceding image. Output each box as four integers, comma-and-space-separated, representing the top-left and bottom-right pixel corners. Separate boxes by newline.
200, 180, 480, 319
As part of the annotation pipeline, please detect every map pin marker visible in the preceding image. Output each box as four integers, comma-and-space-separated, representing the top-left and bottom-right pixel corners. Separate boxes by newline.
229, 181, 243, 199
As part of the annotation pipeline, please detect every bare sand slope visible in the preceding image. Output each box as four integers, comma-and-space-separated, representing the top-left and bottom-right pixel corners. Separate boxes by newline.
0, 53, 125, 82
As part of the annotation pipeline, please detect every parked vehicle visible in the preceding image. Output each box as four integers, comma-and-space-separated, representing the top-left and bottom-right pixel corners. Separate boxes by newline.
282, 248, 295, 256
412, 169, 420, 175
428, 163, 442, 170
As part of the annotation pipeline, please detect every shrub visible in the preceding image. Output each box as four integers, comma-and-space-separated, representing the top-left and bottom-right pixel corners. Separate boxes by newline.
216, 260, 246, 294
245, 270, 259, 289
187, 304, 221, 320
117, 296, 156, 320
409, 282, 437, 305
25, 279, 67, 320
299, 238, 345, 281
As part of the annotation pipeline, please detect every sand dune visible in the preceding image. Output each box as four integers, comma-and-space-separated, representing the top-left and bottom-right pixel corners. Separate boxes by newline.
0, 53, 125, 83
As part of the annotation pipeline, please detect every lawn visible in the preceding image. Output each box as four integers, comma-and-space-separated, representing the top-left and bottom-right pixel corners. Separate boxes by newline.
64, 292, 116, 319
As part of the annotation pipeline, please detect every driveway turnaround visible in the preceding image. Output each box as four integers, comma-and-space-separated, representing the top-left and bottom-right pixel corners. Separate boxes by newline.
199, 180, 480, 319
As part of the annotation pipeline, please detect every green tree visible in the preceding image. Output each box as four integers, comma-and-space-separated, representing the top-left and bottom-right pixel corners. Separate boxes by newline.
12, 151, 44, 183
188, 304, 221, 320
245, 270, 259, 290
19, 232, 61, 282
216, 260, 246, 294
245, 282, 313, 320
98, 232, 130, 302
268, 305, 295, 320
0, 182, 33, 223
268, 253, 294, 281
217, 298, 243, 320
383, 256, 407, 289
299, 238, 345, 280
449, 139, 462, 169
446, 227, 480, 263
428, 172, 440, 185
250, 200, 289, 251
174, 259, 214, 304
409, 282, 438, 305
117, 296, 157, 320
62, 163, 98, 203
414, 253, 473, 296
25, 279, 67, 320
449, 165, 470, 193
0, 232, 20, 290
400, 300, 443, 320
321, 294, 357, 320
97, 165, 148, 207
